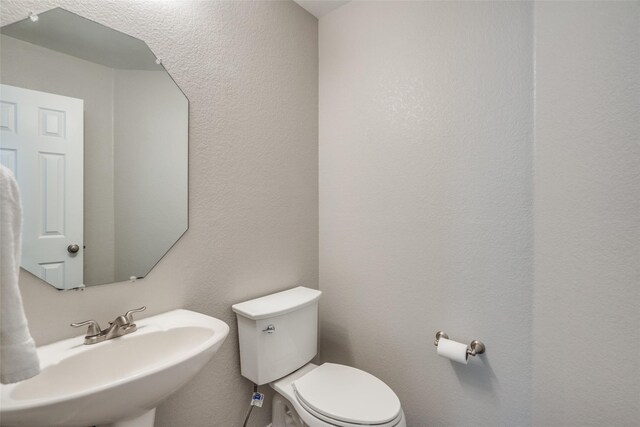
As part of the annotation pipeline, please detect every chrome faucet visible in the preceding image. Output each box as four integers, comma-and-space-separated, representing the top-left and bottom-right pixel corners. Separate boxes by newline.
71, 307, 146, 345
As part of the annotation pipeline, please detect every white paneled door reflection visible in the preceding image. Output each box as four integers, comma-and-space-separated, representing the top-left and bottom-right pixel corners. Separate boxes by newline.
0, 84, 83, 289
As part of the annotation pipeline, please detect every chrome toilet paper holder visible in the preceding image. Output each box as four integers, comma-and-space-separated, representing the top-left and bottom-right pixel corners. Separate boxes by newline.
434, 331, 486, 357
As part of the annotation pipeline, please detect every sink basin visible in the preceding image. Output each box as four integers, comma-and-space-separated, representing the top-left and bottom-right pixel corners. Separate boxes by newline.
0, 309, 229, 427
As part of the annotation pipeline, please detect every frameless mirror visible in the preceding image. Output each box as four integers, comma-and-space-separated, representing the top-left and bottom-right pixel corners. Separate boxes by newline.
0, 8, 188, 290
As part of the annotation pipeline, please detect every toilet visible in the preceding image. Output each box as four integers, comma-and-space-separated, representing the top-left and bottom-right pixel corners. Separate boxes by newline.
232, 287, 406, 427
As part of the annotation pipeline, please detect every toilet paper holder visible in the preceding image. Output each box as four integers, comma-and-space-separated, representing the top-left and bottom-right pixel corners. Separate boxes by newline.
434, 331, 485, 357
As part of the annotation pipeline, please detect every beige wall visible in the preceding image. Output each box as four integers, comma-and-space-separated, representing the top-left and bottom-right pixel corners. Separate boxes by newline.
532, 2, 640, 426
319, 3, 534, 425
0, 34, 117, 285
1, 1, 318, 426
319, 1, 638, 426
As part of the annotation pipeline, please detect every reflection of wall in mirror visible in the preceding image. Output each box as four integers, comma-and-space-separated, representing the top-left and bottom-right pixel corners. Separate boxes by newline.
113, 70, 188, 283
0, 34, 116, 286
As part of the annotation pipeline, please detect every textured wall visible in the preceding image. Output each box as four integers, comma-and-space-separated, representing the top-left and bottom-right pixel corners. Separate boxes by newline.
0, 34, 117, 285
319, 2, 639, 427
319, 2, 534, 426
1, 1, 318, 426
533, 2, 640, 426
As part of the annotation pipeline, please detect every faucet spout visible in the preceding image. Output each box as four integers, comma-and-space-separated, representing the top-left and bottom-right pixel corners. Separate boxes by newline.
104, 315, 135, 340
71, 307, 145, 345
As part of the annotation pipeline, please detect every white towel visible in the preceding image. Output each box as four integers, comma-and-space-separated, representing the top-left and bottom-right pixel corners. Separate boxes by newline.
0, 164, 40, 384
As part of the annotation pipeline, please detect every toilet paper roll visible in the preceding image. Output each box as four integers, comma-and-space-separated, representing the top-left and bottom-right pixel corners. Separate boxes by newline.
436, 338, 469, 364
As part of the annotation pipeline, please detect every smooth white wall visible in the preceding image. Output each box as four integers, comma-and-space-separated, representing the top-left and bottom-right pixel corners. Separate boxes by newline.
319, 2, 534, 426
1, 1, 318, 426
533, 2, 640, 425
0, 34, 116, 285
113, 69, 188, 283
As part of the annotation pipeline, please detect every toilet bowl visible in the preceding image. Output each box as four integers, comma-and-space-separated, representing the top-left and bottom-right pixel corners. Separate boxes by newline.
232, 287, 405, 427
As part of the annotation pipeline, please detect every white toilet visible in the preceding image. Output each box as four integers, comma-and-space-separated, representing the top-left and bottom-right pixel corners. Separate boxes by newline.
232, 287, 406, 427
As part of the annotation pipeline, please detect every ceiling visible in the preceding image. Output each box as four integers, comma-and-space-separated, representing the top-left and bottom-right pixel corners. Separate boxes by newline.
293, 1, 350, 19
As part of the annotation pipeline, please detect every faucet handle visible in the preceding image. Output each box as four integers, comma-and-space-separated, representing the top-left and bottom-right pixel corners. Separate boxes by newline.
71, 320, 102, 337
124, 306, 146, 324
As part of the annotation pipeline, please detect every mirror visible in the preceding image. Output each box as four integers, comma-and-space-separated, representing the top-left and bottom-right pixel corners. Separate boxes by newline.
0, 8, 188, 290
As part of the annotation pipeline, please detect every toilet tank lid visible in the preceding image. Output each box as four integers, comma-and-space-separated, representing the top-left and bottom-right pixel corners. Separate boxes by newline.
232, 286, 321, 320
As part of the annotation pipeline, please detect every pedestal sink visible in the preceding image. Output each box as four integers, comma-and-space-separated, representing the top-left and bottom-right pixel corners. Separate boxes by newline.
0, 309, 229, 427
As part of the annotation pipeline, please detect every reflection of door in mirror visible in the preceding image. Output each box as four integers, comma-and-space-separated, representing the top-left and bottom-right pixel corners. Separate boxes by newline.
0, 84, 84, 289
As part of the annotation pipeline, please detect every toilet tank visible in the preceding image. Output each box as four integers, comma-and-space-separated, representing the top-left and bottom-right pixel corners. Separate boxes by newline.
232, 287, 321, 385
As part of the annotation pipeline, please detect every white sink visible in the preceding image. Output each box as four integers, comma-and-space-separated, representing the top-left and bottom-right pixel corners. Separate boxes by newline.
0, 309, 229, 427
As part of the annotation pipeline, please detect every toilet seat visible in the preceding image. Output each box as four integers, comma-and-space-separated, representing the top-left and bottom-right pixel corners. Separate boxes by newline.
295, 395, 404, 427
292, 363, 402, 427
